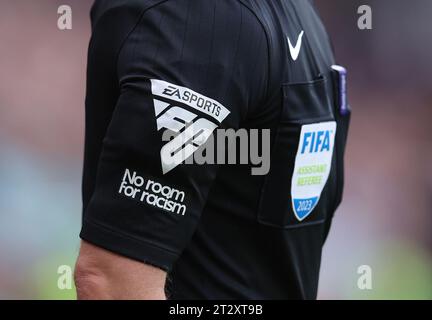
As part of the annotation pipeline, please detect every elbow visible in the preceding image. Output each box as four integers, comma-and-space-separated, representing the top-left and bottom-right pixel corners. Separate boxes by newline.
74, 241, 167, 300
74, 256, 112, 300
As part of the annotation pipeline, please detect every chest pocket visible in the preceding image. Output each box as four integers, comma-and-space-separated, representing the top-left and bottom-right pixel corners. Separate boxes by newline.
257, 75, 348, 228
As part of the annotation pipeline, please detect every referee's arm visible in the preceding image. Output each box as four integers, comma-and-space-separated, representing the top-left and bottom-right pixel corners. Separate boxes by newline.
74, 0, 268, 299
75, 241, 166, 300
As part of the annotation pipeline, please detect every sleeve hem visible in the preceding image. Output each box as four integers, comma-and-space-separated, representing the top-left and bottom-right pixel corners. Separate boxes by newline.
79, 218, 178, 272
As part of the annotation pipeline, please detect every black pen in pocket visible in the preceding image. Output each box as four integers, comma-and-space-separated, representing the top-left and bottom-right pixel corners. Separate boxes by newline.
331, 65, 350, 116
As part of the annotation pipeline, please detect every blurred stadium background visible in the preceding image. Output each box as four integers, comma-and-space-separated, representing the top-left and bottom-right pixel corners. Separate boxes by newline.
0, 0, 431, 299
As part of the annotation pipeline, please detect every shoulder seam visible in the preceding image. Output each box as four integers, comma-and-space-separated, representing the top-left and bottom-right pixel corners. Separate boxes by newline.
236, 0, 272, 105
115, 0, 173, 82
114, 0, 272, 110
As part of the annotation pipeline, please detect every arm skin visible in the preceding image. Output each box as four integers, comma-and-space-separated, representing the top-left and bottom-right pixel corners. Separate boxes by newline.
74, 241, 167, 300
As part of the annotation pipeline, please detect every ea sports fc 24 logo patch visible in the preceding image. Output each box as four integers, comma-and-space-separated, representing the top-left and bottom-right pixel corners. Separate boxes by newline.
291, 121, 336, 221
150, 79, 230, 175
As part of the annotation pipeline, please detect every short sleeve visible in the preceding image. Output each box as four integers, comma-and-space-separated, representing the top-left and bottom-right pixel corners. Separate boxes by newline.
80, 0, 269, 270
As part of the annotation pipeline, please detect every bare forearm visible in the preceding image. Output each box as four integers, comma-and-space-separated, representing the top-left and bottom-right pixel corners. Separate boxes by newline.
75, 241, 166, 300
75, 272, 166, 300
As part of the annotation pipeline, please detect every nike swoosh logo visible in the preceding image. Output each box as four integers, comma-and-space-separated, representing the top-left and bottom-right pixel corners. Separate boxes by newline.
287, 30, 304, 61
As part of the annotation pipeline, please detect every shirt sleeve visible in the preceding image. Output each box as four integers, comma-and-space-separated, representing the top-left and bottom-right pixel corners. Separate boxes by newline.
79, 0, 269, 270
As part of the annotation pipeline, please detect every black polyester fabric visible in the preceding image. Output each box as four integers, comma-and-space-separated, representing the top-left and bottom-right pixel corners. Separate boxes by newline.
80, 0, 350, 299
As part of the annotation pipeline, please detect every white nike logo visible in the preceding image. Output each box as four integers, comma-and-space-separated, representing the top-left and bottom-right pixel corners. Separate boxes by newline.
287, 30, 305, 61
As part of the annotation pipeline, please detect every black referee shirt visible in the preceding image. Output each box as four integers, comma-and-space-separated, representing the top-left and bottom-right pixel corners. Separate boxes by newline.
80, 0, 350, 299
